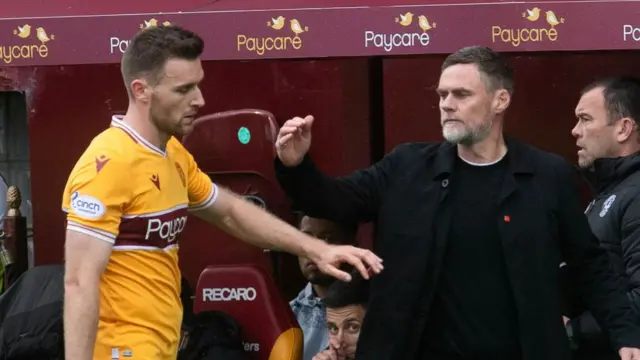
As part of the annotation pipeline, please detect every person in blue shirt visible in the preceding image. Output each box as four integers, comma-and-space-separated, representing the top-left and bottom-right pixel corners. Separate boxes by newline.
290, 215, 358, 360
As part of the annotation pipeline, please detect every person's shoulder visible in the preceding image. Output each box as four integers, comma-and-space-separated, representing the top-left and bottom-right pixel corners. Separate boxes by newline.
167, 136, 196, 163
387, 141, 448, 159
390, 141, 445, 152
511, 139, 573, 173
72, 128, 135, 171
168, 136, 187, 152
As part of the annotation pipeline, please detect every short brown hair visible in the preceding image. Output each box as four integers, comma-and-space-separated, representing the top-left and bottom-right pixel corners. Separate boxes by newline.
121, 25, 204, 96
442, 46, 515, 95
581, 76, 640, 126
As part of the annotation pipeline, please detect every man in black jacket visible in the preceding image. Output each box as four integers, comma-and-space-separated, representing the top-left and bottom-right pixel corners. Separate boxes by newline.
273, 46, 640, 360
567, 76, 640, 359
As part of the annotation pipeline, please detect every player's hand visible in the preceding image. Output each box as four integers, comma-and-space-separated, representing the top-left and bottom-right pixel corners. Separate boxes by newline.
310, 243, 383, 282
276, 115, 314, 167
619, 347, 640, 360
312, 348, 339, 360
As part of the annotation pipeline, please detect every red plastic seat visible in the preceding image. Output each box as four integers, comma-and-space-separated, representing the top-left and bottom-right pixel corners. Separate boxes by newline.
194, 264, 303, 360
178, 109, 294, 289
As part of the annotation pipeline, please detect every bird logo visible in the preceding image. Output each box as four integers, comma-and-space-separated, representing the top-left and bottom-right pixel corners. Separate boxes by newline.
35, 27, 55, 44
395, 12, 414, 26
13, 24, 55, 44
417, 15, 436, 32
289, 19, 308, 37
519, 7, 565, 28
13, 24, 31, 39
522, 7, 541, 22
545, 10, 565, 28
267, 16, 285, 30
139, 18, 171, 29
394, 13, 437, 33
265, 16, 308, 36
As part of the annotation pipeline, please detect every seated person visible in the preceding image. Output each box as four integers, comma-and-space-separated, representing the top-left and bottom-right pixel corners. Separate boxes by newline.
313, 269, 369, 360
290, 215, 357, 360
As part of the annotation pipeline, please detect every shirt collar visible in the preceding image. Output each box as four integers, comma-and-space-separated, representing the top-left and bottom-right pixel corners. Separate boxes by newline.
294, 282, 323, 307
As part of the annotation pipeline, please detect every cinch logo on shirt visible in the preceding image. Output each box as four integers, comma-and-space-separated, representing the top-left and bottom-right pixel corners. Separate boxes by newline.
70, 191, 106, 219
145, 216, 188, 243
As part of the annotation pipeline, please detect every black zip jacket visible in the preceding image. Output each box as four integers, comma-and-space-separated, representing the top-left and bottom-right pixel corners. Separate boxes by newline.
275, 139, 640, 360
569, 153, 640, 351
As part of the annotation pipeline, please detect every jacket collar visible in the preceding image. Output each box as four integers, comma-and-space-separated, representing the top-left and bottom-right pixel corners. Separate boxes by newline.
580, 152, 640, 193
432, 136, 535, 179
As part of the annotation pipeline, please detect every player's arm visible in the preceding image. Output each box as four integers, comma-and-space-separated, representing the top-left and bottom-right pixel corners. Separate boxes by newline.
62, 151, 129, 360
64, 230, 112, 360
184, 154, 382, 281
194, 186, 330, 257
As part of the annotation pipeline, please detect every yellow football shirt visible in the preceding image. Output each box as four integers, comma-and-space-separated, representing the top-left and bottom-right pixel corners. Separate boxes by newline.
62, 116, 217, 360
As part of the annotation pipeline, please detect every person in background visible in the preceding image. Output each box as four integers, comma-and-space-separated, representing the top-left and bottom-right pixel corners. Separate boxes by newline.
291, 215, 358, 360
273, 45, 640, 360
313, 269, 369, 360
566, 76, 640, 359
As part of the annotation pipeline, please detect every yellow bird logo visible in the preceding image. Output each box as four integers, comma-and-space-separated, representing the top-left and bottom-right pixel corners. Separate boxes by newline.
545, 10, 565, 27
417, 15, 436, 32
395, 12, 414, 26
36, 27, 54, 44
522, 7, 541, 22
140, 18, 158, 29
13, 24, 31, 39
268, 16, 285, 30
290, 19, 308, 36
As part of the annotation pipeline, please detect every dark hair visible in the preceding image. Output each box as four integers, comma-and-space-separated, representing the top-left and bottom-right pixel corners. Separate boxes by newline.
295, 213, 358, 244
322, 269, 369, 309
581, 76, 640, 126
442, 46, 515, 95
121, 25, 204, 96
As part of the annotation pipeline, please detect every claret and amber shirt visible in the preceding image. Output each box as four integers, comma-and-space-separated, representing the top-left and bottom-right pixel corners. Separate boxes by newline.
62, 116, 217, 360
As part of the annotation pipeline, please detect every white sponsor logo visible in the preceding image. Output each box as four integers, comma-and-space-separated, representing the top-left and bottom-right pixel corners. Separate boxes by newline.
243, 342, 260, 352
145, 216, 188, 242
364, 31, 430, 52
599, 194, 616, 218
202, 287, 257, 302
623, 25, 640, 42
109, 37, 130, 54
70, 192, 106, 219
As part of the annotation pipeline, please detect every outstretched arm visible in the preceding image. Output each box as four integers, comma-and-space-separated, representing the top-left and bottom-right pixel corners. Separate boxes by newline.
273, 115, 399, 224
182, 148, 383, 282
274, 150, 397, 224
191, 186, 382, 282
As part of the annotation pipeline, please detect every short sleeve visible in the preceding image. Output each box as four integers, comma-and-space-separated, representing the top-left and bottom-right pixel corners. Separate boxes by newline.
61, 150, 131, 244
184, 152, 218, 212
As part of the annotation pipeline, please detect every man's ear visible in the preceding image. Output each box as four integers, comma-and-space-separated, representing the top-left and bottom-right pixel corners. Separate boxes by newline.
615, 117, 637, 143
131, 78, 151, 103
494, 89, 511, 114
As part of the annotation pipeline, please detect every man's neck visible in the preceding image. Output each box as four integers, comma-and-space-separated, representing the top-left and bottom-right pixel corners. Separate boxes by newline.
457, 132, 507, 164
312, 284, 327, 299
121, 104, 170, 151
614, 144, 640, 158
